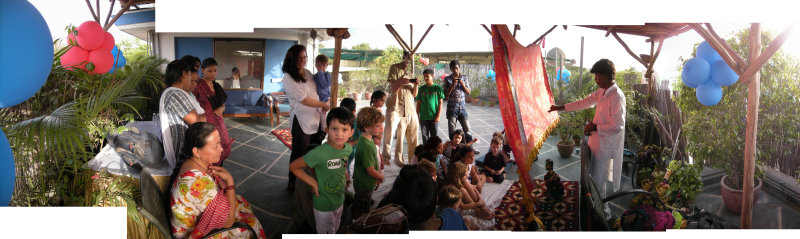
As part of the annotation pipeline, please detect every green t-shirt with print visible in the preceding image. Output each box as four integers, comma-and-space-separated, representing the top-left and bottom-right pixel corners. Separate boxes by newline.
353, 136, 380, 191
302, 142, 353, 211
415, 84, 445, 120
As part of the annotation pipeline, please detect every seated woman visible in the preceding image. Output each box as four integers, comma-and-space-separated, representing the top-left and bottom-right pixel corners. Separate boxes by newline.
169, 122, 266, 239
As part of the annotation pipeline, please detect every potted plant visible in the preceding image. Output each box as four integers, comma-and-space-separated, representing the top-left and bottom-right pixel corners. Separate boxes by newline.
633, 145, 703, 209
470, 87, 481, 106
554, 112, 581, 158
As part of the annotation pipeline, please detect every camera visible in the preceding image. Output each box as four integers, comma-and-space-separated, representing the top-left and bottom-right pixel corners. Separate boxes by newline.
409, 78, 417, 83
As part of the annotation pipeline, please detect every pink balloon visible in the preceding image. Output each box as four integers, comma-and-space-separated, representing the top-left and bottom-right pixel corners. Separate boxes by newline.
88, 50, 113, 74
98, 32, 114, 51
77, 21, 105, 51
61, 46, 88, 70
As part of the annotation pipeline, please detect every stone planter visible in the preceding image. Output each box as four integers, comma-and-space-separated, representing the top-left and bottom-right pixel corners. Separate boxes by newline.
720, 175, 762, 214
556, 141, 575, 158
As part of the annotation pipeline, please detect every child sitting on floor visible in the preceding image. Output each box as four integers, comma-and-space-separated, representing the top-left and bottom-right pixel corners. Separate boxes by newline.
450, 146, 486, 192
438, 185, 470, 230
480, 136, 508, 183
444, 162, 494, 222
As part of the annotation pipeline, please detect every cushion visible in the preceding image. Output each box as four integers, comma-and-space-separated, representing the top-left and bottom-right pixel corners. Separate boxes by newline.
224, 105, 270, 115
278, 103, 290, 113
224, 90, 245, 106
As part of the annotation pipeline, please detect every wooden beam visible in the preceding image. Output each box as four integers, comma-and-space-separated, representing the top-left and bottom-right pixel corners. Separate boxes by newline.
103, 1, 135, 31
85, 0, 99, 23
410, 25, 413, 51
330, 29, 346, 107
690, 23, 744, 76
611, 31, 647, 66
411, 25, 434, 53
96, 0, 101, 24
532, 25, 558, 46
605, 26, 617, 37
513, 24, 520, 38
741, 23, 761, 230
481, 24, 492, 36
104, 0, 116, 27
385, 25, 411, 52
738, 24, 795, 84
705, 23, 747, 71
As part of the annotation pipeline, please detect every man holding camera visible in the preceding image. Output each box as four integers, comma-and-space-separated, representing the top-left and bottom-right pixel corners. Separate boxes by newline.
382, 51, 420, 167
443, 60, 478, 153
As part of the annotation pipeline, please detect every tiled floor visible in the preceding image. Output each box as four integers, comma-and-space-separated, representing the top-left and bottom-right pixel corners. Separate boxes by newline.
221, 99, 799, 237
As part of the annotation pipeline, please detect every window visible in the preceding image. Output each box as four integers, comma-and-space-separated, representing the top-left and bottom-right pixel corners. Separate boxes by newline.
213, 39, 265, 89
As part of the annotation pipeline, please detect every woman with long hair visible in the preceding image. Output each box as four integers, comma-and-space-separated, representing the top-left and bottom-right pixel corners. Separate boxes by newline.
193, 57, 232, 166
282, 44, 331, 192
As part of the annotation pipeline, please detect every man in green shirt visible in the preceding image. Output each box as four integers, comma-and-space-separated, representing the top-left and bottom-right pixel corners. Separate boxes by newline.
416, 69, 445, 143
289, 107, 355, 234
352, 107, 385, 219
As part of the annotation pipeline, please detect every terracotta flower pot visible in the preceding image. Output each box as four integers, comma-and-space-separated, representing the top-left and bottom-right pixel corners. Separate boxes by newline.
365, 92, 372, 100
556, 141, 575, 158
352, 92, 361, 101
720, 175, 762, 214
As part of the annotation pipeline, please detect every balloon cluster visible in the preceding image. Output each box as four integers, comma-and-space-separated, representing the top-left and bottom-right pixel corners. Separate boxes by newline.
681, 41, 739, 106
0, 0, 55, 206
486, 69, 496, 81
555, 67, 571, 83
419, 57, 430, 66
61, 21, 126, 74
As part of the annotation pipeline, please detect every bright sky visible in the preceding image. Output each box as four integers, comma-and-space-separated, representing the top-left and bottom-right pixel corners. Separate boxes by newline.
28, 0, 800, 83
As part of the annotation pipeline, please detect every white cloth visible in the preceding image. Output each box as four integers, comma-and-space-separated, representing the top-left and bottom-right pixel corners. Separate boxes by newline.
565, 84, 626, 197
231, 77, 241, 88
158, 87, 203, 171
313, 205, 343, 234
283, 69, 322, 135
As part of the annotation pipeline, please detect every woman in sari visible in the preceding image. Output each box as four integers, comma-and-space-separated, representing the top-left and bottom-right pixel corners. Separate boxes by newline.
170, 122, 266, 239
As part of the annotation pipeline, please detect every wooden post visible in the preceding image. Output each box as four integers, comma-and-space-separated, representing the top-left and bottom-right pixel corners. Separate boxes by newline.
741, 23, 761, 229
579, 36, 584, 90
330, 29, 345, 107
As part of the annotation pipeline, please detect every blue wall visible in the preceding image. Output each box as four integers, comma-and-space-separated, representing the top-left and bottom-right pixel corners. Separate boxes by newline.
114, 9, 155, 26
175, 37, 213, 64
263, 39, 297, 94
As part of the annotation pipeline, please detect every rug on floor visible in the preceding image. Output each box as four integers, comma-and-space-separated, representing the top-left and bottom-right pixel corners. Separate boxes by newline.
270, 128, 292, 149
493, 180, 579, 231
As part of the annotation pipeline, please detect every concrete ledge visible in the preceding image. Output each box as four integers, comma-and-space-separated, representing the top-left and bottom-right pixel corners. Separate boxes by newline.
764, 167, 800, 210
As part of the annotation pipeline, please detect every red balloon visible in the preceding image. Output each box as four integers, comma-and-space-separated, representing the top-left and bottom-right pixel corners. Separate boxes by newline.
77, 21, 105, 51
61, 46, 88, 70
98, 32, 114, 51
88, 50, 113, 74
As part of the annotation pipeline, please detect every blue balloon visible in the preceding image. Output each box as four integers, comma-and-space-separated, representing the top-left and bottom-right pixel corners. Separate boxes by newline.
696, 81, 723, 106
710, 60, 738, 86
697, 41, 722, 65
683, 57, 711, 86
111, 45, 127, 67
0, 0, 54, 108
681, 69, 698, 88
0, 129, 15, 206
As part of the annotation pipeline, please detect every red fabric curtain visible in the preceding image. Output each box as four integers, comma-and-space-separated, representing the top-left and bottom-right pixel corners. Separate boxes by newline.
491, 25, 559, 192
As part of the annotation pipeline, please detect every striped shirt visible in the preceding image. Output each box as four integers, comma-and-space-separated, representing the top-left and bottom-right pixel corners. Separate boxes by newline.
160, 88, 196, 167
442, 74, 470, 106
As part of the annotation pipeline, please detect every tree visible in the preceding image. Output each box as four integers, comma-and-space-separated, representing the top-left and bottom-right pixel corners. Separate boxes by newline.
117, 38, 149, 63
351, 43, 372, 50
676, 28, 800, 189
349, 46, 421, 93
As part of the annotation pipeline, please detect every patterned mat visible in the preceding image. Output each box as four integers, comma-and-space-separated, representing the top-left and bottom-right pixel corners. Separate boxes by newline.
270, 128, 292, 149
493, 180, 579, 231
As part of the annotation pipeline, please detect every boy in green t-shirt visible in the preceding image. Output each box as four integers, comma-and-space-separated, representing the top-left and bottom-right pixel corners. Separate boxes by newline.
289, 107, 355, 234
352, 107, 385, 219
416, 68, 446, 143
